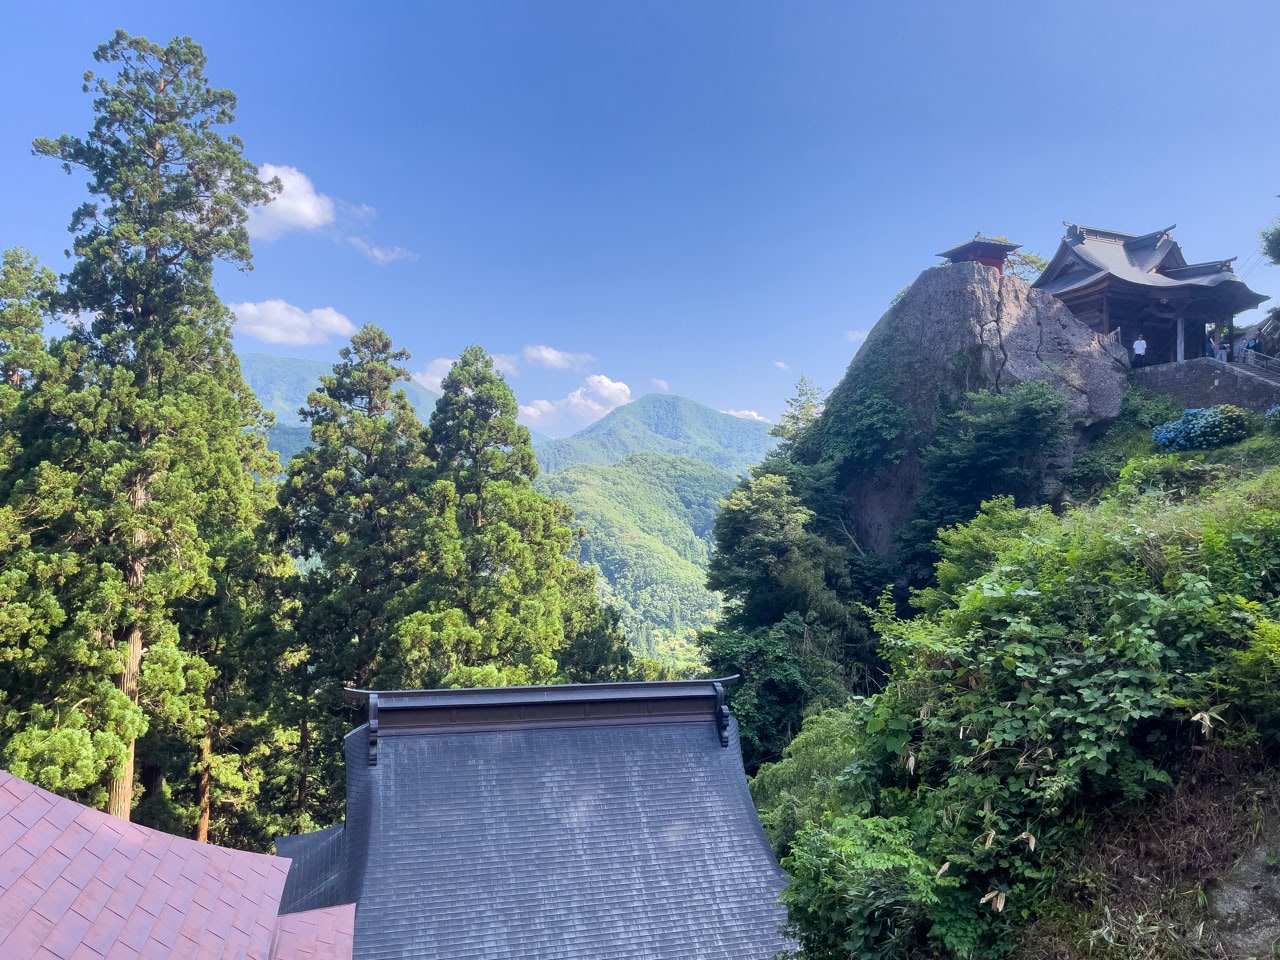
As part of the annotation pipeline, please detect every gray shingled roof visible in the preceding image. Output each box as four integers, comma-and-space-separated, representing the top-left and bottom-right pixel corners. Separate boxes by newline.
279, 681, 792, 959
1033, 223, 1267, 310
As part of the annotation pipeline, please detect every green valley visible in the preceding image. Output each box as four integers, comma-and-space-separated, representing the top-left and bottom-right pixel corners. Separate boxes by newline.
536, 452, 738, 665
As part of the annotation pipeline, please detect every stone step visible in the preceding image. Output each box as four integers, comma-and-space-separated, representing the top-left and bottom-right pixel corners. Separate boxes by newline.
1241, 359, 1280, 386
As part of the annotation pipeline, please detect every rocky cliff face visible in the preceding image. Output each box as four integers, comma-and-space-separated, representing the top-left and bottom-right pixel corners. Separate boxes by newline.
800, 261, 1129, 557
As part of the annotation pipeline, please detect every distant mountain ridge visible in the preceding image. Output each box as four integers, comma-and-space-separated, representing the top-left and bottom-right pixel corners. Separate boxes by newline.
534, 393, 778, 476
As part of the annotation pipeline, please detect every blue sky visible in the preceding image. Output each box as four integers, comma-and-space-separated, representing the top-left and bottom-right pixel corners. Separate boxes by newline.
4, 2, 1280, 437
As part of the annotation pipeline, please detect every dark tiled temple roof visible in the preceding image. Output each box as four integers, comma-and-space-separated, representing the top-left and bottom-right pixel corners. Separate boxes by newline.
280, 680, 792, 959
270, 904, 356, 960
0, 770, 354, 960
1033, 223, 1267, 311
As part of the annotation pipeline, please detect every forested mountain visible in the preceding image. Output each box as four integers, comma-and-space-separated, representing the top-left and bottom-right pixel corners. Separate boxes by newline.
536, 452, 738, 664
533, 392, 778, 476
242, 359, 776, 659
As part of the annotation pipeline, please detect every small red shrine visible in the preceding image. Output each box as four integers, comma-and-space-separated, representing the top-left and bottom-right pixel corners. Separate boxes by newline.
937, 234, 1021, 272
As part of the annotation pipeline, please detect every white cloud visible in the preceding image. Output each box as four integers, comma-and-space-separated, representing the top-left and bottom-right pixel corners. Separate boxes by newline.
846, 329, 870, 344
413, 357, 456, 393
520, 374, 632, 432
230, 300, 355, 346
773, 360, 790, 370
722, 409, 771, 423
650, 378, 669, 393
347, 236, 420, 266
249, 164, 335, 241
492, 353, 520, 377
523, 344, 594, 370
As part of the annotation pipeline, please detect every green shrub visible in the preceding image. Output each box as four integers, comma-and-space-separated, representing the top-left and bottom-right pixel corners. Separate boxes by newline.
1152, 405, 1253, 452
768, 467, 1280, 958
1064, 389, 1182, 497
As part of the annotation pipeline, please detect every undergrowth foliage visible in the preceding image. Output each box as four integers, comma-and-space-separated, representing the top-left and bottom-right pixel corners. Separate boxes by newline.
765, 462, 1280, 959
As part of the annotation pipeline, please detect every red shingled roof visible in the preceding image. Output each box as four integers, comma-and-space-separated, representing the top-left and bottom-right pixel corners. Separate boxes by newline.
0, 771, 354, 960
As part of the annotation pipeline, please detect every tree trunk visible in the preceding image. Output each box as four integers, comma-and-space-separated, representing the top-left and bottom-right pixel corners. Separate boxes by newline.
141, 762, 164, 802
107, 475, 149, 821
295, 714, 309, 825
105, 623, 143, 819
194, 733, 212, 843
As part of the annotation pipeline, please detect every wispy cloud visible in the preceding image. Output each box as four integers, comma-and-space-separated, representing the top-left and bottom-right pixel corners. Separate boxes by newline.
650, 378, 669, 393
343, 202, 377, 222
773, 360, 790, 370
248, 165, 419, 268
520, 374, 632, 432
347, 236, 420, 266
492, 353, 520, 377
523, 344, 594, 370
722, 409, 771, 423
413, 357, 456, 393
231, 300, 355, 346
249, 164, 335, 241
846, 329, 870, 344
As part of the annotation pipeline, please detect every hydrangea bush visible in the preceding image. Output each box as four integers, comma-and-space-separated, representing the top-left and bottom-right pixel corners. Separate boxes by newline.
1265, 405, 1280, 434
1152, 405, 1252, 451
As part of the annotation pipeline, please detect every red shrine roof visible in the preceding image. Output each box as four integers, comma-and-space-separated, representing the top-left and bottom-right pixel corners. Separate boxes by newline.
937, 235, 1020, 264
0, 770, 354, 960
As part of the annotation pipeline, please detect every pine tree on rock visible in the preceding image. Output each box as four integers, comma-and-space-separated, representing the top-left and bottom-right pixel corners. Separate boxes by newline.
6, 32, 279, 820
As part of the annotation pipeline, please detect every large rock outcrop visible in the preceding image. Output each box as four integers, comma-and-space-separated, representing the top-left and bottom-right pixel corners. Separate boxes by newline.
799, 261, 1129, 557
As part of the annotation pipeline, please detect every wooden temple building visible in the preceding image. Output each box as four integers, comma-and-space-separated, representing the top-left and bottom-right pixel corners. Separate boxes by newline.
1031, 224, 1267, 364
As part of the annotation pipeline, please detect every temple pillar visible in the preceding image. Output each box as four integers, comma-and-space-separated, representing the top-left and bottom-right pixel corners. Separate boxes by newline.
1176, 315, 1185, 362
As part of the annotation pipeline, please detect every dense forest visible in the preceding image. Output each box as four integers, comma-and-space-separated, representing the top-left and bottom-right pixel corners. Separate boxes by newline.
0, 33, 631, 846
238, 360, 770, 660
7, 30, 1280, 960
535, 451, 735, 666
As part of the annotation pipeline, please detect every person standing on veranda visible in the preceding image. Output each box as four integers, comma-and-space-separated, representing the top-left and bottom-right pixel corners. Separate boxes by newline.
1132, 333, 1147, 368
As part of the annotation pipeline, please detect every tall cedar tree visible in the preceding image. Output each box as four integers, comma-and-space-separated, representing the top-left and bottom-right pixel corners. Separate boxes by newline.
7, 32, 279, 820
394, 345, 604, 688
270, 324, 436, 829
273, 338, 626, 828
